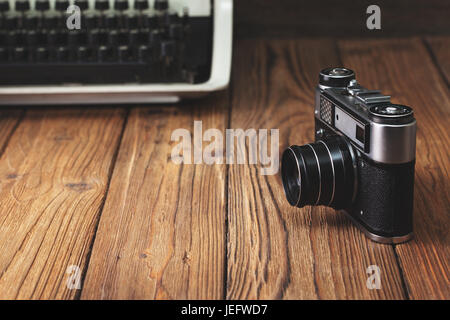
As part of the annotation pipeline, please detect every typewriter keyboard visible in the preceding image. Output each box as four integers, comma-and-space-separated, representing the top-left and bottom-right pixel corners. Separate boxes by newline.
0, 0, 212, 85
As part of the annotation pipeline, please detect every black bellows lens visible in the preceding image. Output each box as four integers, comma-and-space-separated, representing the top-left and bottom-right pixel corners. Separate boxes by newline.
281, 136, 357, 209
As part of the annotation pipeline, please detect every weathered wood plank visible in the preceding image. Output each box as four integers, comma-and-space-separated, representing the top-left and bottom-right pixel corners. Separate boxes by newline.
426, 36, 450, 85
0, 108, 126, 299
338, 38, 450, 299
226, 39, 406, 299
81, 94, 228, 299
0, 109, 23, 155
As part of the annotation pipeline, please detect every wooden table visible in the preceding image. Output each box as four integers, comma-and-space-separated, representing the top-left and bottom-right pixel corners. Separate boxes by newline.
0, 37, 448, 300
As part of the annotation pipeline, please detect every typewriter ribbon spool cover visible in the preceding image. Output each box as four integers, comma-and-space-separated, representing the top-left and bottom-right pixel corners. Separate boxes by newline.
0, 0, 233, 104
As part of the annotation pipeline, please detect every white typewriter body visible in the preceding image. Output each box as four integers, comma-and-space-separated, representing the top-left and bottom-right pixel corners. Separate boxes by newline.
0, 0, 233, 104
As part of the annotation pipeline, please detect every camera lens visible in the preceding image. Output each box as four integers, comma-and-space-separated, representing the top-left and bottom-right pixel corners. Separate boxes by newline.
281, 136, 357, 209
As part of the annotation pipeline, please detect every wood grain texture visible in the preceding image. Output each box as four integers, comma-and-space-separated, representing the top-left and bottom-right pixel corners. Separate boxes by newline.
81, 94, 228, 299
235, 0, 450, 39
426, 37, 450, 85
338, 38, 450, 299
0, 109, 23, 156
0, 37, 447, 301
226, 39, 406, 299
0, 108, 125, 299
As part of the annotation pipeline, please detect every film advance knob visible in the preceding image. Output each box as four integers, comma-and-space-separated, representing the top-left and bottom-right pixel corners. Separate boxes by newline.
319, 67, 355, 88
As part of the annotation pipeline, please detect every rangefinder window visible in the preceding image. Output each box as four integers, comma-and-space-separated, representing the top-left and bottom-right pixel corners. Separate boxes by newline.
356, 125, 365, 144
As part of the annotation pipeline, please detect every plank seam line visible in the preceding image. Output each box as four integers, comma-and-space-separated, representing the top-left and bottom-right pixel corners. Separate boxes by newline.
75, 107, 131, 300
0, 109, 26, 159
422, 37, 450, 88
393, 244, 410, 300
224, 81, 233, 300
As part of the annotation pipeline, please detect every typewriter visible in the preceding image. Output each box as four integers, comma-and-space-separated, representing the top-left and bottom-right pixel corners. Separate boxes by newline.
0, 0, 232, 104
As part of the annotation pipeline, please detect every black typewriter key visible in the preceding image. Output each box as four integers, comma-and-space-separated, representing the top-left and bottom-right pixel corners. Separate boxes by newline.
24, 13, 39, 29
35, 0, 50, 11
95, 0, 109, 11
148, 29, 161, 45
137, 29, 148, 43
74, 0, 89, 11
143, 13, 156, 28
182, 7, 189, 25
26, 31, 38, 46
162, 12, 179, 26
77, 46, 90, 61
59, 31, 69, 46
43, 12, 60, 29
97, 45, 115, 62
47, 30, 59, 45
105, 13, 119, 29
128, 29, 139, 46
13, 47, 27, 62
156, 12, 174, 27
67, 47, 78, 62
108, 30, 119, 46
154, 0, 168, 11
85, 12, 100, 29
47, 47, 57, 61
55, 0, 69, 12
0, 0, 9, 13
60, 30, 69, 46
124, 13, 138, 29
36, 31, 46, 45
114, 0, 129, 11
36, 47, 48, 62
68, 31, 79, 46
160, 41, 176, 79
6, 31, 18, 46
97, 46, 108, 61
15, 0, 30, 13
135, 0, 149, 11
118, 45, 130, 61
5, 13, 19, 29
118, 29, 128, 45
161, 40, 175, 58
138, 45, 150, 62
169, 13, 179, 24
169, 24, 183, 40
56, 46, 69, 62
17, 31, 26, 46
97, 29, 108, 44
0, 47, 8, 62
78, 31, 88, 45
88, 29, 99, 44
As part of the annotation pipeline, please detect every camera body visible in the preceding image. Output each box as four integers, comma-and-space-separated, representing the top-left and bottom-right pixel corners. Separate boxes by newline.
281, 67, 416, 244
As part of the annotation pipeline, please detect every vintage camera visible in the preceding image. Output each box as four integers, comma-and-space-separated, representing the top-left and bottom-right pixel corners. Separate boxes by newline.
281, 67, 416, 244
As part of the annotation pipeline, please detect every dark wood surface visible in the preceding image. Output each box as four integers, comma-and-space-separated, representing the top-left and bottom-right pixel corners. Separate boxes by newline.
0, 37, 448, 299
426, 37, 450, 85
235, 0, 450, 38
